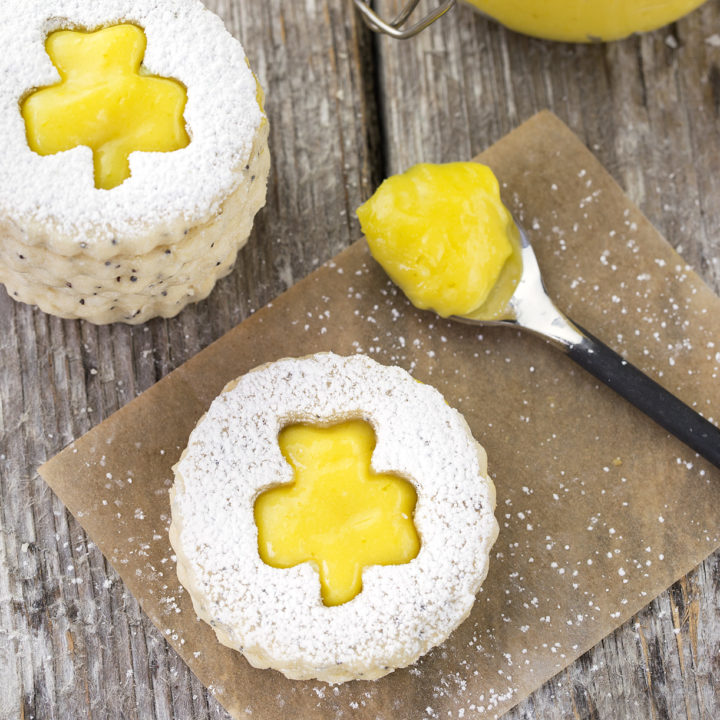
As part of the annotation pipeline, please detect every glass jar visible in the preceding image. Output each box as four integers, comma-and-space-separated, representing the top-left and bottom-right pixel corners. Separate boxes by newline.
462, 0, 707, 42
353, 0, 707, 41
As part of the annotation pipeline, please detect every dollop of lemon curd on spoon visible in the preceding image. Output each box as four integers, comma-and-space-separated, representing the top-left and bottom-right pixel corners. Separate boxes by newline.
357, 162, 522, 321
463, 0, 706, 43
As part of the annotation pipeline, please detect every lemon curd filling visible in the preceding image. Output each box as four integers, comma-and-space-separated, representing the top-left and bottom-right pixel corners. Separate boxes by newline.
254, 420, 420, 607
357, 162, 521, 321
464, 0, 705, 43
21, 24, 189, 190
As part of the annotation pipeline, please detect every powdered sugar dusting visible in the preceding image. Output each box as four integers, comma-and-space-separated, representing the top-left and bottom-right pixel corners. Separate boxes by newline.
170, 353, 499, 682
0, 0, 262, 255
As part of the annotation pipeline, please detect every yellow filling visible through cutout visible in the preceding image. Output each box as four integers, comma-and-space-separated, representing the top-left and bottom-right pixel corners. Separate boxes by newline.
21, 24, 189, 190
357, 162, 521, 321
254, 420, 420, 607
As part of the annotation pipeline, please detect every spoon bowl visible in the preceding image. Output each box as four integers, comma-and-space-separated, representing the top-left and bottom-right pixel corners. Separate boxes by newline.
453, 222, 584, 346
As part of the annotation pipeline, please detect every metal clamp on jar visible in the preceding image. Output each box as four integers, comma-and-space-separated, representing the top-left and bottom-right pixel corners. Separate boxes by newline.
352, 0, 455, 39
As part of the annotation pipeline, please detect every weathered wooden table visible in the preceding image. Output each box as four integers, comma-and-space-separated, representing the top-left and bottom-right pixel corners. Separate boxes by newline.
1, 1, 719, 718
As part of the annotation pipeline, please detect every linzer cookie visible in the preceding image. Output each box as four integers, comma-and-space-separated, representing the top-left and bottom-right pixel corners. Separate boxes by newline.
169, 353, 499, 683
0, 0, 269, 324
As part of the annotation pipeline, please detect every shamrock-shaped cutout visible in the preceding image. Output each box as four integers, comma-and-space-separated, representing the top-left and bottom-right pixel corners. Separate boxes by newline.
255, 420, 420, 606
22, 24, 189, 189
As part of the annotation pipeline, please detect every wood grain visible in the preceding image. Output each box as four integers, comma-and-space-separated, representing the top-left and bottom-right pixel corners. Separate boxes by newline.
1, 0, 719, 718
374, 1, 720, 718
0, 1, 380, 718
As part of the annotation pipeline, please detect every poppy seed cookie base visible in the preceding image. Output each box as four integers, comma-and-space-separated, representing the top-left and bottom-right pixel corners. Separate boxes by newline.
0, 126, 269, 324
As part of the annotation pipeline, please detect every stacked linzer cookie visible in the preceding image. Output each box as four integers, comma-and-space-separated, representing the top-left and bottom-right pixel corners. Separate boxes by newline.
170, 353, 499, 683
0, 0, 269, 324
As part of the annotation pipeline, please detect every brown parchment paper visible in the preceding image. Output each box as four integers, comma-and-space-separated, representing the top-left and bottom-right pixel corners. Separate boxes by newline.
39, 112, 720, 720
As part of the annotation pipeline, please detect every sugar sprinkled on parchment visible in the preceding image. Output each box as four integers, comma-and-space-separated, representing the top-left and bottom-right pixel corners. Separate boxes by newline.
43, 155, 720, 718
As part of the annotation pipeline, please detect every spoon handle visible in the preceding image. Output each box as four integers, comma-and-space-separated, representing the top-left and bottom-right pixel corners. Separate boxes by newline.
565, 323, 720, 469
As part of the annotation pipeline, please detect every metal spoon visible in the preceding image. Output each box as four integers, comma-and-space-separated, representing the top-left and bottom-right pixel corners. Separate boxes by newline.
451, 222, 720, 469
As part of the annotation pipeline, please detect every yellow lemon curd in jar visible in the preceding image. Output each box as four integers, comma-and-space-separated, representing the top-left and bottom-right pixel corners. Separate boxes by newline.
254, 420, 420, 607
21, 24, 189, 190
463, 0, 706, 43
357, 162, 522, 321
